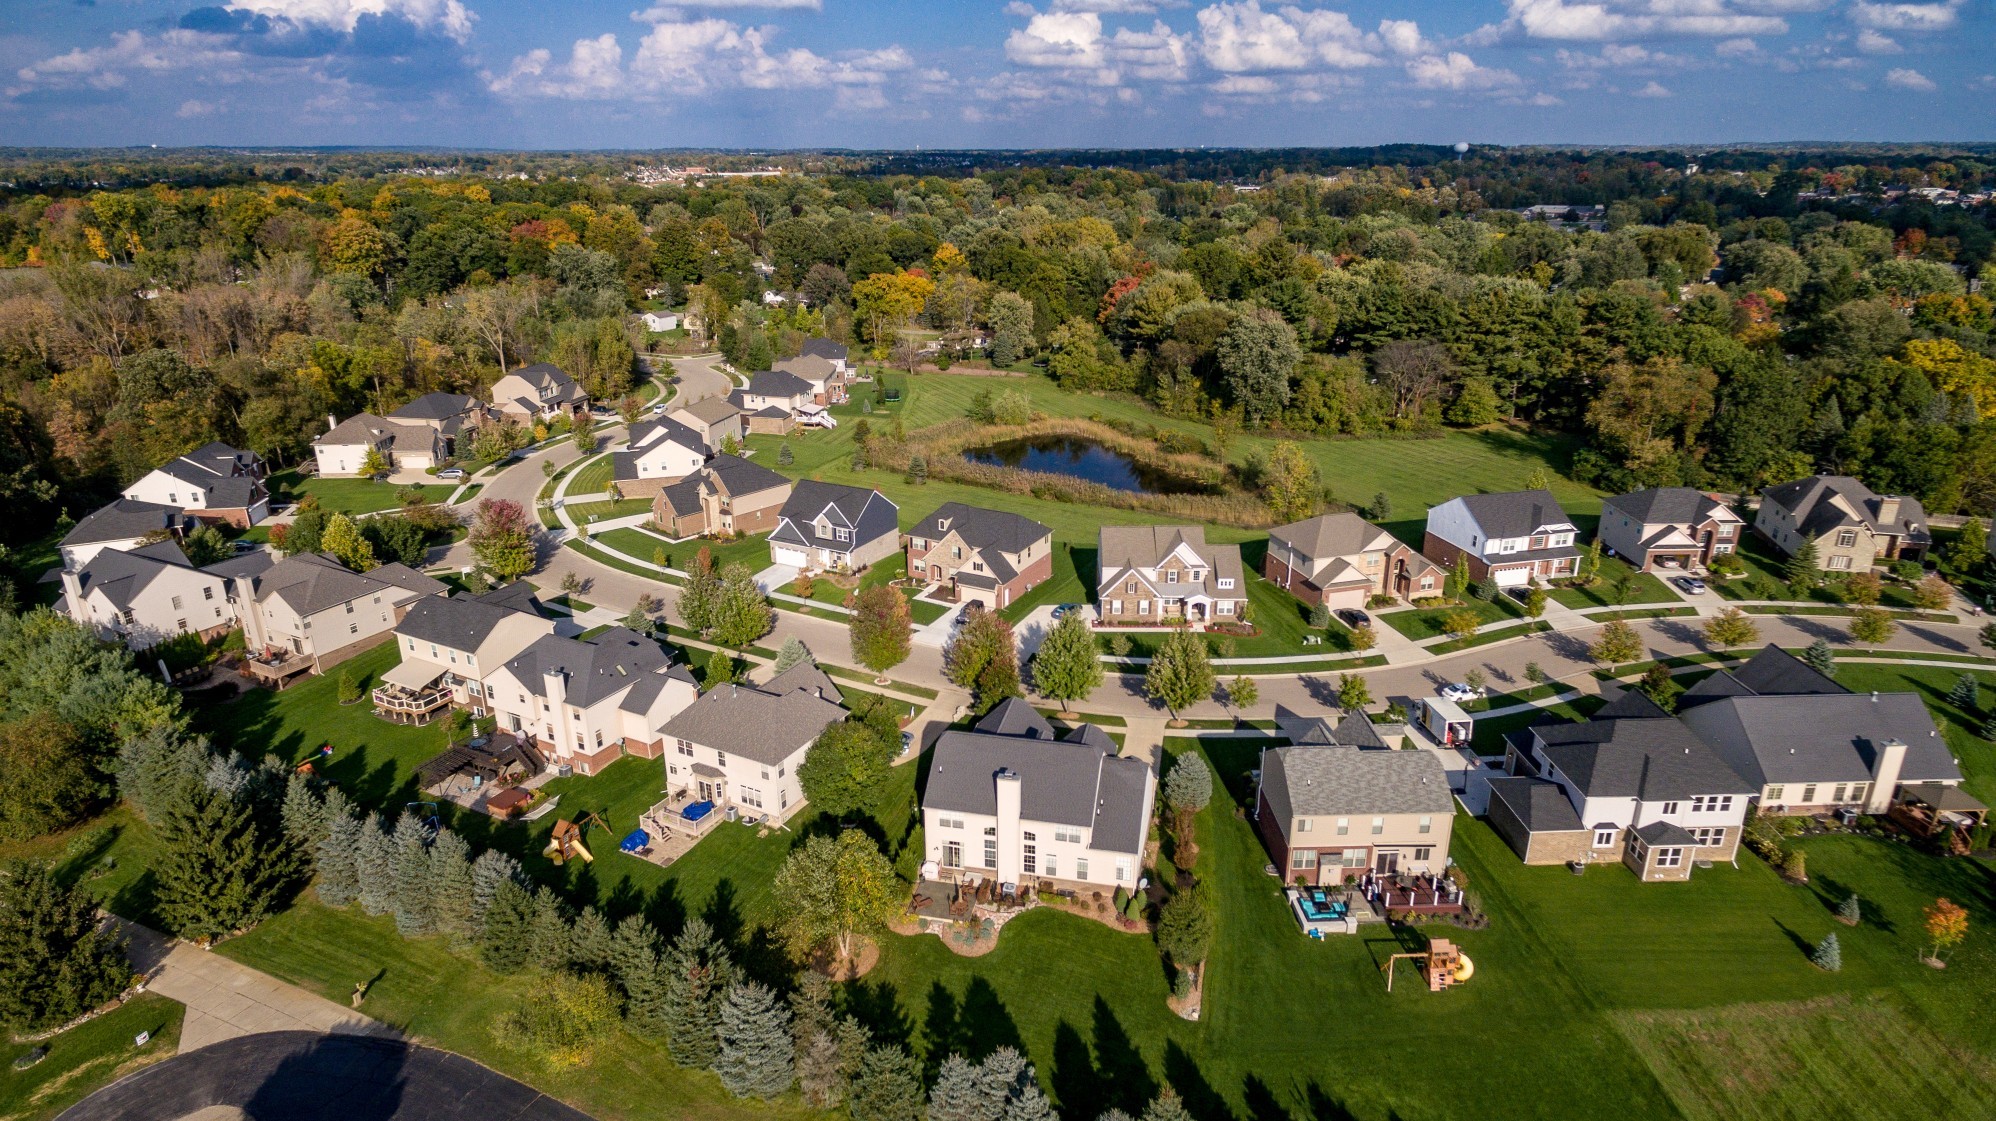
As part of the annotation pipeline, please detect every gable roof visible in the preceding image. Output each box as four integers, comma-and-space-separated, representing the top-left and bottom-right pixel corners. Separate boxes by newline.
746, 368, 816, 399
773, 353, 838, 380
1487, 776, 1585, 832
397, 585, 546, 653
500, 627, 675, 710
628, 415, 709, 454
770, 481, 899, 552
389, 392, 477, 421
798, 338, 849, 362
1761, 475, 1931, 543
245, 553, 446, 616
977, 697, 1056, 739
1450, 489, 1576, 539
705, 454, 790, 497
1267, 512, 1396, 562
924, 720, 1153, 855
69, 540, 208, 610
1605, 487, 1738, 526
655, 680, 847, 764
1532, 717, 1752, 800
1097, 525, 1244, 598
761, 659, 844, 705
62, 498, 188, 548
1678, 692, 1957, 787
1683, 645, 1849, 708
1275, 707, 1389, 750
1261, 745, 1454, 822
672, 395, 743, 426
910, 503, 1051, 557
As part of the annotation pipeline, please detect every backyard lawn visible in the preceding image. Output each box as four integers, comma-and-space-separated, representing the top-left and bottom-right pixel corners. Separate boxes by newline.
266, 469, 452, 514
0, 992, 184, 1121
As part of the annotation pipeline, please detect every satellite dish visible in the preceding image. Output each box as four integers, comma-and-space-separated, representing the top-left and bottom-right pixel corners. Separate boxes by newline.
1453, 142, 1471, 154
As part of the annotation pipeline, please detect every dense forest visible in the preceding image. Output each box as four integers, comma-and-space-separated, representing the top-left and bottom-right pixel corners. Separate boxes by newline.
2, 144, 1993, 595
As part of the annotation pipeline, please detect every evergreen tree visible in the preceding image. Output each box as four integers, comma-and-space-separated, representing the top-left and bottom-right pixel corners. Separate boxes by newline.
1005, 1082, 1056, 1121
0, 861, 132, 1031
1032, 611, 1103, 713
1785, 537, 1821, 593
792, 973, 861, 1109
478, 879, 535, 972
772, 637, 811, 674
662, 916, 739, 1067
355, 814, 395, 915
778, 442, 794, 466
1811, 931, 1842, 972
1163, 753, 1213, 814
116, 727, 210, 824
570, 906, 614, 973
469, 848, 521, 929
1803, 638, 1837, 679
715, 981, 795, 1098
1154, 882, 1213, 970
978, 1046, 1033, 1111
1474, 576, 1498, 602
280, 771, 325, 851
528, 887, 573, 972
928, 1053, 986, 1121
1948, 673, 1979, 710
153, 785, 288, 941
314, 804, 362, 909
1142, 1089, 1196, 1121
849, 1043, 926, 1121
611, 916, 669, 1036
428, 829, 477, 943
391, 814, 436, 937
1838, 893, 1862, 926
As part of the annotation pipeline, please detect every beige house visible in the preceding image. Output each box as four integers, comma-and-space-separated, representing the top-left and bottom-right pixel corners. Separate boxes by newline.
1096, 525, 1246, 627
490, 362, 589, 424
1754, 475, 1930, 572
485, 627, 701, 775
770, 352, 850, 404
122, 442, 269, 528
376, 583, 556, 724
906, 503, 1054, 610
651, 455, 794, 539
768, 481, 900, 573
313, 413, 445, 477
1255, 721, 1456, 885
666, 395, 744, 450
612, 416, 711, 498
227, 553, 448, 684
59, 539, 235, 651
1598, 487, 1742, 572
1264, 512, 1439, 610
657, 665, 849, 821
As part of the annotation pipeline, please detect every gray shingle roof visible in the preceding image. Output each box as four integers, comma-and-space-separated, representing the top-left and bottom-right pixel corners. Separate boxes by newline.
773, 353, 838, 380
1533, 717, 1753, 800
628, 415, 708, 455
1604, 487, 1734, 526
1635, 820, 1698, 846
1451, 489, 1576, 539
1683, 645, 1850, 707
1261, 745, 1454, 821
910, 503, 1051, 557
246, 554, 445, 616
1678, 692, 1957, 787
770, 481, 899, 553
747, 368, 816, 399
389, 392, 477, 422
62, 498, 187, 547
1267, 512, 1394, 562
706, 454, 788, 497
1761, 475, 1930, 545
1276, 708, 1388, 750
923, 721, 1153, 856
977, 697, 1055, 738
656, 680, 847, 764
672, 395, 743, 425
1486, 776, 1584, 832
501, 627, 675, 711
1096, 525, 1244, 599
762, 660, 844, 705
70, 541, 198, 609
798, 338, 849, 362
397, 588, 541, 653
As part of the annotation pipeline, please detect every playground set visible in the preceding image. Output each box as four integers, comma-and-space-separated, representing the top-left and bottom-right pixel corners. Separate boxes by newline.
1381, 938, 1475, 993
543, 811, 610, 865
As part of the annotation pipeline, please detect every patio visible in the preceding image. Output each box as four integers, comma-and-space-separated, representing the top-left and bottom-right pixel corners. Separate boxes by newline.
241, 648, 313, 688
416, 732, 551, 816
622, 791, 730, 868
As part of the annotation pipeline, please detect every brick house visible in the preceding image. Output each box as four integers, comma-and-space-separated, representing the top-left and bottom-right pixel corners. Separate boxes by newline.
1597, 487, 1742, 572
1753, 475, 1931, 573
906, 503, 1054, 611
1264, 512, 1440, 609
1422, 489, 1581, 588
651, 455, 794, 540
1095, 525, 1246, 627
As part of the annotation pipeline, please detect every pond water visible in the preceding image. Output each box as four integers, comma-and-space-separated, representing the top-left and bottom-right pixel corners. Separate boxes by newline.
962, 435, 1209, 495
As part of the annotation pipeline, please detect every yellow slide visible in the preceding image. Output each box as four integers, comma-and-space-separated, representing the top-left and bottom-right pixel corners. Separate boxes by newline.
569, 838, 593, 863
1452, 953, 1474, 983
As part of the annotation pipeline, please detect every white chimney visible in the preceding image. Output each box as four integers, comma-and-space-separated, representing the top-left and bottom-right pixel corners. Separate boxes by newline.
328, 415, 338, 432
994, 768, 1023, 884
1866, 738, 1907, 814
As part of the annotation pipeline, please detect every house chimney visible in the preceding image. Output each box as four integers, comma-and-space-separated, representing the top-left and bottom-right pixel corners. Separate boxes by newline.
994, 768, 1023, 884
543, 668, 567, 709
1866, 738, 1907, 814
1876, 496, 1902, 525
328, 415, 338, 432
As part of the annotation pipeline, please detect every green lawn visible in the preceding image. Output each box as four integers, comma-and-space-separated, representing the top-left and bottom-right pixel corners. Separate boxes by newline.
0, 992, 184, 1121
1549, 555, 1680, 609
568, 497, 654, 523
565, 455, 615, 497
268, 469, 452, 514
1097, 571, 1345, 659
1380, 594, 1522, 640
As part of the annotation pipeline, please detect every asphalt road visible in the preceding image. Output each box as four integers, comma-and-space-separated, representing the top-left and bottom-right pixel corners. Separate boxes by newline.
57, 1031, 592, 1121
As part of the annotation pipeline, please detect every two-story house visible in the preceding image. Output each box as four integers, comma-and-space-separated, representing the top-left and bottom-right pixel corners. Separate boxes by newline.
656, 671, 849, 820
386, 392, 484, 452
58, 539, 236, 650
313, 413, 445, 477
1677, 645, 1963, 816
59, 498, 193, 570
227, 553, 448, 684
1255, 741, 1456, 884
612, 416, 711, 498
921, 699, 1155, 891
376, 582, 556, 724
797, 337, 851, 374
1095, 525, 1246, 627
1488, 692, 1753, 881
490, 362, 589, 424
486, 627, 701, 775
768, 481, 900, 573
906, 503, 1054, 611
1264, 512, 1440, 609
665, 395, 745, 450
771, 353, 849, 405
1422, 489, 1581, 587
732, 369, 818, 435
652, 455, 794, 539
122, 442, 268, 528
1597, 487, 1743, 572
1754, 475, 1931, 572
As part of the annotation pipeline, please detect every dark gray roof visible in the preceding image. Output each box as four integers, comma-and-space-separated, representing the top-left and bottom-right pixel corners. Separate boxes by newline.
1276, 707, 1388, 750
477, 580, 546, 614
710, 454, 791, 498
1678, 692, 1957, 787
770, 481, 899, 552
656, 680, 847, 764
1604, 487, 1733, 526
1635, 820, 1698, 846
1761, 475, 1930, 544
924, 722, 1153, 856
672, 395, 742, 425
910, 503, 1051, 561
1595, 689, 1672, 719
1261, 745, 1454, 822
1682, 646, 1851, 708
390, 392, 477, 422
512, 362, 581, 394
747, 368, 816, 399
1486, 776, 1584, 832
1532, 717, 1753, 800
63, 498, 187, 547
976, 697, 1055, 739
798, 338, 848, 362
762, 660, 844, 705
397, 589, 541, 653
629, 415, 708, 455
501, 627, 675, 710
1452, 489, 1576, 539
69, 541, 199, 609
149, 445, 264, 510
201, 551, 274, 581
245, 553, 443, 616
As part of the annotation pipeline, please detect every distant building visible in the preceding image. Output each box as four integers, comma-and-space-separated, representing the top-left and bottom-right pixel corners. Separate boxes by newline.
489, 362, 589, 424
121, 442, 268, 528
1597, 487, 1742, 572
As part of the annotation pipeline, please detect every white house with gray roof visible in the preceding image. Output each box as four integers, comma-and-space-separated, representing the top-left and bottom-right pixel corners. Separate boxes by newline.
1096, 525, 1246, 627
122, 442, 268, 528
1422, 489, 1580, 587
656, 670, 848, 820
921, 699, 1155, 891
59, 498, 194, 570
378, 583, 556, 723
58, 539, 236, 651
1255, 737, 1456, 885
486, 627, 700, 775
612, 415, 711, 498
769, 481, 900, 573
226, 552, 447, 683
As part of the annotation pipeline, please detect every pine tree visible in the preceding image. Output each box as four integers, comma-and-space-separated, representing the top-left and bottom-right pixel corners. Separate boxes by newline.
1786, 537, 1821, 592
791, 973, 858, 1108
715, 981, 795, 1098
1811, 931, 1842, 972
849, 1043, 925, 1121
1838, 893, 1862, 926
355, 814, 395, 915
428, 830, 477, 943
978, 1046, 1032, 1111
528, 887, 573, 972
469, 848, 521, 929
279, 771, 325, 849
116, 727, 210, 824
773, 637, 811, 673
314, 804, 362, 909
478, 879, 535, 972
390, 814, 436, 937
662, 917, 739, 1067
0, 861, 132, 1031
1803, 638, 1837, 678
153, 785, 287, 941
928, 1054, 985, 1121
778, 443, 794, 466
611, 917, 669, 1036
1163, 753, 1213, 814
571, 906, 614, 973
1004, 1081, 1056, 1121
1142, 1089, 1196, 1121
1949, 673, 1979, 710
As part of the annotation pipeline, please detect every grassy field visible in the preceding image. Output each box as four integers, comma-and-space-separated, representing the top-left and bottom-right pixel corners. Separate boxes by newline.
1549, 555, 1680, 608
0, 993, 185, 1121
267, 469, 452, 514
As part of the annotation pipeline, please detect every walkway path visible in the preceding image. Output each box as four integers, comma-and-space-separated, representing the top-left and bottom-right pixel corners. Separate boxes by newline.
120, 921, 394, 1054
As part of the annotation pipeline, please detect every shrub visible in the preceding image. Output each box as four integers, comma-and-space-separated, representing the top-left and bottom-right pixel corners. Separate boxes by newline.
493, 972, 621, 1069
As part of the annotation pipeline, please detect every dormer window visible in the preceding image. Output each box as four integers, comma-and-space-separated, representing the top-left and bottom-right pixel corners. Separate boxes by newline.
1190, 570, 1204, 582
1166, 570, 1180, 584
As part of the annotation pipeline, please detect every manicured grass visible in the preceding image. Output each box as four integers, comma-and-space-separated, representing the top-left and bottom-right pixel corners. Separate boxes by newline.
567, 497, 654, 522
0, 992, 184, 1121
999, 543, 1087, 624
1380, 594, 1521, 640
1741, 604, 1956, 623
567, 540, 677, 584
1548, 555, 1679, 609
1425, 620, 1554, 655
593, 528, 673, 567
1583, 606, 1698, 622
564, 454, 615, 498
0, 805, 173, 928
267, 469, 451, 514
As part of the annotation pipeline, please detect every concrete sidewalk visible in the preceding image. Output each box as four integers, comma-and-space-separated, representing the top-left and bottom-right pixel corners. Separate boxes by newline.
121, 921, 396, 1053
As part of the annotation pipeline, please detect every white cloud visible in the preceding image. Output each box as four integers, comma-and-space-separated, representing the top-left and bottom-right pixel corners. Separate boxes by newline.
1006, 12, 1108, 69
1051, 0, 1177, 11
1632, 79, 1671, 95
1851, 1, 1963, 31
177, 98, 220, 117
633, 0, 821, 12
1884, 66, 1936, 90
1855, 28, 1902, 52
1376, 19, 1430, 57
1526, 90, 1563, 104
1557, 43, 1688, 68
1195, 1, 1380, 72
12, 29, 248, 92
1714, 36, 1760, 55
1405, 50, 1518, 89
488, 33, 624, 98
223, 0, 473, 43
1503, 0, 1788, 41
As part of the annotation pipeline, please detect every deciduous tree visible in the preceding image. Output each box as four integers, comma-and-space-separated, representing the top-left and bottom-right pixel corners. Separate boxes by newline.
468, 498, 537, 582
1144, 626, 1214, 721
1031, 611, 1101, 714
851, 584, 913, 682
771, 831, 898, 965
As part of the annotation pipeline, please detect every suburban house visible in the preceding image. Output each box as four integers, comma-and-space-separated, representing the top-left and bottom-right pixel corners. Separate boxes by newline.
489, 362, 589, 424
1095, 525, 1247, 627
312, 414, 445, 477
651, 455, 794, 539
1263, 512, 1440, 609
906, 503, 1053, 610
1677, 645, 1965, 816
612, 416, 711, 498
921, 699, 1156, 891
58, 539, 235, 650
732, 369, 817, 434
1753, 475, 1931, 572
1597, 487, 1743, 572
226, 553, 448, 684
665, 395, 744, 450
1422, 489, 1581, 587
485, 627, 701, 775
641, 312, 680, 332
121, 442, 269, 528
771, 352, 850, 404
59, 498, 193, 569
1489, 692, 1753, 881
387, 392, 484, 446
1255, 740, 1456, 885
768, 481, 900, 573
797, 337, 852, 373
656, 671, 848, 820
376, 583, 556, 724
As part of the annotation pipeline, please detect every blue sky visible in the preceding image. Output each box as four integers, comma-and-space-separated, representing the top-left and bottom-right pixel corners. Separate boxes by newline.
2, 0, 1991, 149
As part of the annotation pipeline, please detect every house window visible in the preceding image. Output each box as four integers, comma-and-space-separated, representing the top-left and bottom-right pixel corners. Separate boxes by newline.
1692, 827, 1726, 846
1217, 578, 1235, 589
1335, 817, 1348, 835
834, 528, 851, 543
1043, 853, 1057, 877
1831, 783, 1849, 803
1138, 600, 1150, 615
1341, 848, 1367, 867
1765, 785, 1785, 802
1190, 570, 1204, 582
1371, 818, 1384, 835
1655, 847, 1684, 869
1115, 857, 1131, 882
1022, 845, 1036, 875
1800, 784, 1818, 803
1109, 600, 1123, 614
676, 739, 694, 756
1075, 858, 1089, 880
1827, 555, 1852, 571
913, 561, 925, 572
1125, 580, 1138, 594
741, 787, 763, 809
1414, 847, 1432, 862
349, 623, 359, 635
715, 751, 727, 765
983, 838, 998, 868
1298, 818, 1312, 833
1660, 801, 1679, 815
1593, 829, 1617, 848
1054, 827, 1081, 844
1217, 602, 1234, 615
176, 618, 188, 631
346, 602, 355, 614
1418, 816, 1432, 834
1291, 850, 1317, 870
1836, 530, 1858, 548
952, 546, 962, 559
942, 841, 962, 868
171, 595, 184, 610
1166, 570, 1180, 584
1849, 783, 1869, 805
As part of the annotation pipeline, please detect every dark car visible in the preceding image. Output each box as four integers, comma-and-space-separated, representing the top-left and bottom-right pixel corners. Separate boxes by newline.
1336, 608, 1370, 629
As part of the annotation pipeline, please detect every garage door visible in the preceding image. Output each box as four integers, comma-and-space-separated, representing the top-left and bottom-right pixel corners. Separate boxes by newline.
771, 544, 809, 567
1493, 565, 1531, 587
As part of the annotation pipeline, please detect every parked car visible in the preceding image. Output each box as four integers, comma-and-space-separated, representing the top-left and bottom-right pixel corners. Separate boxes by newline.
900, 730, 915, 755
231, 540, 260, 554
1051, 603, 1084, 619
1504, 585, 1533, 604
437, 467, 465, 481
1335, 608, 1370, 628
1674, 576, 1708, 595
1438, 682, 1482, 703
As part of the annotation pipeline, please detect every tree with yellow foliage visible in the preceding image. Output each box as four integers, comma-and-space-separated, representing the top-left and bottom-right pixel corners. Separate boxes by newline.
852, 270, 935, 351
1900, 338, 1996, 416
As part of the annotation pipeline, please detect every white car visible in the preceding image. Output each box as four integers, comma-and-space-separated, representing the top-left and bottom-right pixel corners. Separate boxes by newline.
1438, 682, 1481, 703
